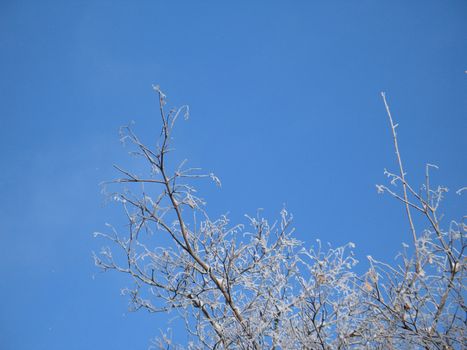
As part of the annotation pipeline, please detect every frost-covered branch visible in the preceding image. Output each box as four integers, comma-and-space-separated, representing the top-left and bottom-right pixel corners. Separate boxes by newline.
95, 88, 466, 349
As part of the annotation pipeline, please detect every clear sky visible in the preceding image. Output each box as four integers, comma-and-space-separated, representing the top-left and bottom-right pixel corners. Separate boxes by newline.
1, 1, 466, 349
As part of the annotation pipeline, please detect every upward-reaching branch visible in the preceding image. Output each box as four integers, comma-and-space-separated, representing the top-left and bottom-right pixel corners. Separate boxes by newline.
381, 92, 420, 273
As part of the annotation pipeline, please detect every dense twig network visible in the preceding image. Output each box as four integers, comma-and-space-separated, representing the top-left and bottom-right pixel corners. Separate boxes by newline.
95, 87, 466, 349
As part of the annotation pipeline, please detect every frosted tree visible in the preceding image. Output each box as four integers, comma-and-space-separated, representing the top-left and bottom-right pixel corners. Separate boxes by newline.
94, 87, 465, 349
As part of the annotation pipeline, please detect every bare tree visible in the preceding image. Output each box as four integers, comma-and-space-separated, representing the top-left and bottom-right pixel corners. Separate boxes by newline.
94, 86, 466, 349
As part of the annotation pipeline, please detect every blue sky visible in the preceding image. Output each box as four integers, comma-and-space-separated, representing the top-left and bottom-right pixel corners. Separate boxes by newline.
1, 1, 466, 349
